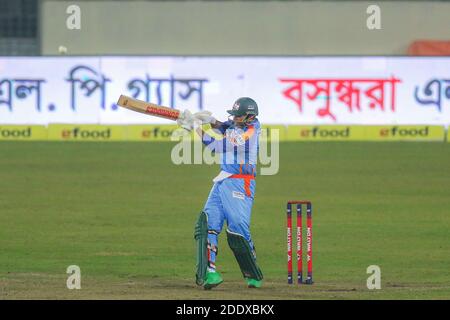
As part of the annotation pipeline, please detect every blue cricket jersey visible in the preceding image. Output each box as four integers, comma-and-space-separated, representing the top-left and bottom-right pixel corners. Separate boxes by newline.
201, 119, 261, 176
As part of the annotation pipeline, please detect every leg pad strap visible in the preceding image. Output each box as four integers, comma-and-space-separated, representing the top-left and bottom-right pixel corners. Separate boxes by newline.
226, 229, 263, 281
194, 211, 208, 285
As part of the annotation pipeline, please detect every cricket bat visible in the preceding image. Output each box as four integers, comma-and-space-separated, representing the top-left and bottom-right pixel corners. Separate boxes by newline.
116, 95, 181, 121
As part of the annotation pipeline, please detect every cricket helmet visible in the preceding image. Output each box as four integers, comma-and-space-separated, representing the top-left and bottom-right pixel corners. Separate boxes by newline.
227, 97, 259, 117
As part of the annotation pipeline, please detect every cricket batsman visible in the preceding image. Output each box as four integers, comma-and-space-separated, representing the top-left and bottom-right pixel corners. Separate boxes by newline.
178, 97, 264, 290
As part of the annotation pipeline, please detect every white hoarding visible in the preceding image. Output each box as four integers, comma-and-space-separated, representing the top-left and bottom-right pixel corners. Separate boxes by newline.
0, 57, 449, 125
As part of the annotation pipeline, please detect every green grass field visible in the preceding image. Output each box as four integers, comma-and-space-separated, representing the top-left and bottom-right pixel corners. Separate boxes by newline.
1, 141, 449, 299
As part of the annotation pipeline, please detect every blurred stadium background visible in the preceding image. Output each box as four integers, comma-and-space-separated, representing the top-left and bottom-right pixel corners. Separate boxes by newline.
0, 0, 450, 56
1, 0, 450, 56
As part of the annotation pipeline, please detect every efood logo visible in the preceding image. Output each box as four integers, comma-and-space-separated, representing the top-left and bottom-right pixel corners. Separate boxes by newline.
0, 127, 32, 138
380, 126, 429, 137
62, 127, 111, 139
301, 127, 350, 138
141, 127, 175, 139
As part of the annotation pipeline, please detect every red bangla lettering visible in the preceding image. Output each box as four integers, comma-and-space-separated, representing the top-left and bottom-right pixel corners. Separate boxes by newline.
280, 77, 401, 122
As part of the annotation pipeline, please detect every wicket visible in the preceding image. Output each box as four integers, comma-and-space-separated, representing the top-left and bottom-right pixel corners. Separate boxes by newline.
286, 200, 313, 285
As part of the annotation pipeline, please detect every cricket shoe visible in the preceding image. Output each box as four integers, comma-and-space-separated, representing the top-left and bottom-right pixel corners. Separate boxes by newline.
203, 271, 223, 290
246, 278, 262, 288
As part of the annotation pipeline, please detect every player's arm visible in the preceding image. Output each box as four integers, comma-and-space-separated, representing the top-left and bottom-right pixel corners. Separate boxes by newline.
195, 127, 206, 139
197, 122, 245, 154
179, 109, 227, 137
195, 127, 222, 153
195, 126, 225, 153
191, 110, 226, 133
210, 120, 223, 129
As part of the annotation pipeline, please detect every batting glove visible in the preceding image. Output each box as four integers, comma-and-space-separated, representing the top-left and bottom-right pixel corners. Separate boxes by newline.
193, 110, 216, 125
177, 110, 196, 132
